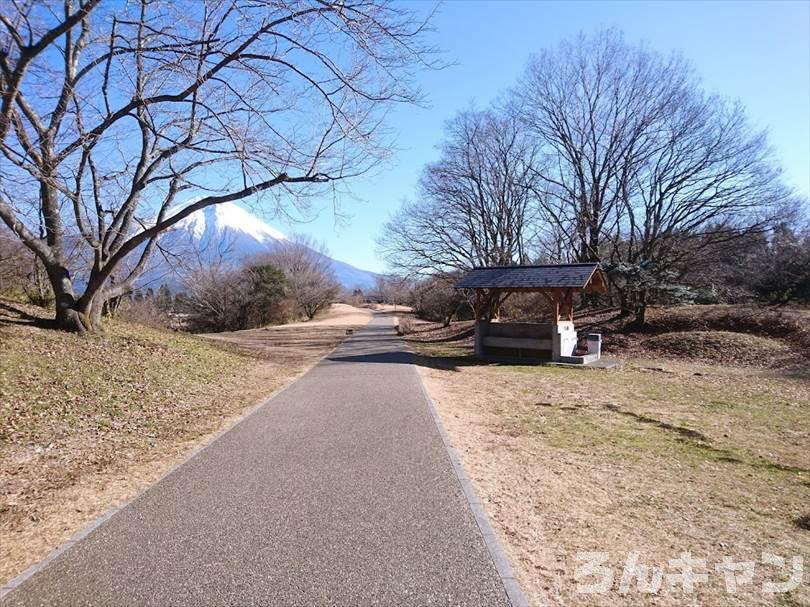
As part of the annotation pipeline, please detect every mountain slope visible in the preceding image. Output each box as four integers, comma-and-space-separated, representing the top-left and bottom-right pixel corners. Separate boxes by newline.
142, 203, 377, 291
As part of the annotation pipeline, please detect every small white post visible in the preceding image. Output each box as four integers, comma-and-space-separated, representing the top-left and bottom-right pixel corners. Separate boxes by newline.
552, 321, 577, 361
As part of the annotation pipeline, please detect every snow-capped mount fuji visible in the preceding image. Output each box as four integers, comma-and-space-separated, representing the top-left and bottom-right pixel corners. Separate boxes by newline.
142, 202, 378, 291
178, 200, 290, 247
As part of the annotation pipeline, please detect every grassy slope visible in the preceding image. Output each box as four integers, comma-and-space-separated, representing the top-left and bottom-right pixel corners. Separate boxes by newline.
577, 304, 810, 366
1, 318, 251, 455
0, 299, 353, 584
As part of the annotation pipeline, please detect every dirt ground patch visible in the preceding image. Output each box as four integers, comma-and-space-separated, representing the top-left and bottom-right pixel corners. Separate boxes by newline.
412, 333, 810, 606
0, 300, 367, 586
274, 303, 373, 328
370, 303, 414, 314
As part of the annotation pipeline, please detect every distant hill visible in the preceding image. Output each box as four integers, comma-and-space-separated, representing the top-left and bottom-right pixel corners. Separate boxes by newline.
139, 202, 378, 291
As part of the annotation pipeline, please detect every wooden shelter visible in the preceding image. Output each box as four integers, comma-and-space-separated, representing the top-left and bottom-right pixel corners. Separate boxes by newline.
455, 263, 608, 363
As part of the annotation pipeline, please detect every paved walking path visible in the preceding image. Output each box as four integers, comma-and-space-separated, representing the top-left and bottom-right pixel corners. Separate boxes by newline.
2, 315, 518, 606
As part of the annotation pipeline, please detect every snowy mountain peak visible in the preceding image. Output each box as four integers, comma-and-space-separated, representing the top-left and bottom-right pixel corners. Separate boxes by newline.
173, 202, 288, 244
152, 202, 376, 291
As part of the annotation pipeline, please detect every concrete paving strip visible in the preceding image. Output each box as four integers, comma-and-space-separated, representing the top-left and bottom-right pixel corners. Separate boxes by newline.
1, 314, 525, 606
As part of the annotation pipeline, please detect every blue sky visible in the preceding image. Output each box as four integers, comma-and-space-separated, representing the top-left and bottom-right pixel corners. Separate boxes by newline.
273, 0, 810, 273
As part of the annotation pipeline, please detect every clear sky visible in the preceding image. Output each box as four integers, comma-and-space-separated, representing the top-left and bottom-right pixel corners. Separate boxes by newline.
273, 0, 810, 273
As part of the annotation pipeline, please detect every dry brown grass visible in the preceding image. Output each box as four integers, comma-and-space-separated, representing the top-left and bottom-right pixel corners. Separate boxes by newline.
412, 329, 810, 606
0, 299, 365, 586
574, 304, 810, 357
641, 330, 793, 367
641, 304, 810, 345
404, 319, 475, 343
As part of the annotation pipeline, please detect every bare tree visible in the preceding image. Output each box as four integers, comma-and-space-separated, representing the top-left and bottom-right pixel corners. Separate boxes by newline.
0, 224, 51, 304
179, 265, 242, 331
373, 273, 409, 307
608, 93, 793, 320
181, 261, 288, 331
616, 97, 790, 254
511, 30, 696, 263
0, 226, 29, 291
264, 235, 339, 319
411, 273, 467, 327
750, 222, 810, 303
510, 29, 793, 320
0, 0, 435, 331
379, 108, 540, 274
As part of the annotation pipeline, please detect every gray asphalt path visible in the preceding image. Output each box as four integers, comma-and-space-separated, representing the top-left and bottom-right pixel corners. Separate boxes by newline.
2, 314, 513, 606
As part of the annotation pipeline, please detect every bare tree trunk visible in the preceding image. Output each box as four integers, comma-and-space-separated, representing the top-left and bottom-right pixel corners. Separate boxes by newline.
618, 289, 632, 318
48, 266, 89, 332
443, 302, 461, 327
634, 289, 648, 326
43, 260, 110, 332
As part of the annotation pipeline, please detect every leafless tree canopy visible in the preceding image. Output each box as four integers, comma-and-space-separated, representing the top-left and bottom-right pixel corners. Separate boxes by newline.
513, 30, 791, 266
0, 0, 435, 331
382, 30, 803, 322
379, 109, 541, 274
262, 235, 339, 319
373, 273, 409, 305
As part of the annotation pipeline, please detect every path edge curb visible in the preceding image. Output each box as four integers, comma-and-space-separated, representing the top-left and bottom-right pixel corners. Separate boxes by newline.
414, 365, 531, 607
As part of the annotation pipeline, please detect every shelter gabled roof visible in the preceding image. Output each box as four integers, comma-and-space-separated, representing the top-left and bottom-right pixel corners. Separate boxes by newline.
455, 263, 605, 291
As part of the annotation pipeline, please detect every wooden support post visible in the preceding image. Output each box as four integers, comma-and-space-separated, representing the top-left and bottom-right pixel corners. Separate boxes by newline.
564, 288, 573, 322
473, 289, 485, 357
550, 289, 561, 324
